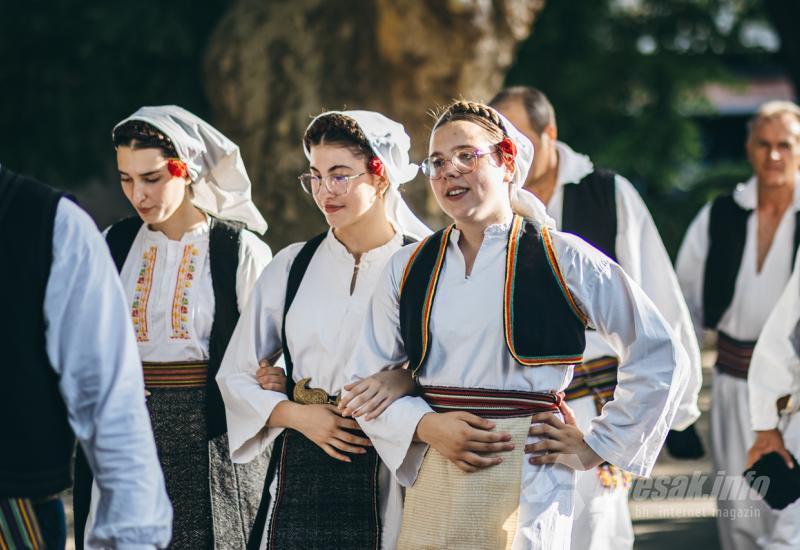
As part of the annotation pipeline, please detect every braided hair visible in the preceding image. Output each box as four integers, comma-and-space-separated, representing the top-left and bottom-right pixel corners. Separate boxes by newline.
432, 100, 508, 142
112, 120, 179, 158
304, 113, 374, 160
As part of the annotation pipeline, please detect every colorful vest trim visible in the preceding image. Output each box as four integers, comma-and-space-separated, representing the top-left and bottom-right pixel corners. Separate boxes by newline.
399, 216, 586, 377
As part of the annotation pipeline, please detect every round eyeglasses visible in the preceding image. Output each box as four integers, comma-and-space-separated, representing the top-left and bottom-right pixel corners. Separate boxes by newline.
298, 172, 366, 195
420, 147, 498, 179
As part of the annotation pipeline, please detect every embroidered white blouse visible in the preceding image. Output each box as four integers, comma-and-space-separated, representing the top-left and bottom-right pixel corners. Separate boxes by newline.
348, 214, 689, 480
547, 141, 701, 429
216, 229, 407, 549
114, 219, 272, 362
749, 251, 800, 430
676, 177, 800, 342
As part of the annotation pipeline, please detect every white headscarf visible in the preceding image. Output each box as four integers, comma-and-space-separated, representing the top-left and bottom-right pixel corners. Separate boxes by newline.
303, 110, 431, 240
113, 105, 268, 234
431, 105, 556, 230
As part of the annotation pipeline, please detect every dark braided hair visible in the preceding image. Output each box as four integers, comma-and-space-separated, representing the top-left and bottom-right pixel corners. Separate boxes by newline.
304, 113, 374, 160
433, 100, 507, 142
112, 119, 179, 158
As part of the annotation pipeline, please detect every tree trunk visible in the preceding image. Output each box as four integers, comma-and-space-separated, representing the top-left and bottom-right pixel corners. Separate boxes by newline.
204, 0, 544, 248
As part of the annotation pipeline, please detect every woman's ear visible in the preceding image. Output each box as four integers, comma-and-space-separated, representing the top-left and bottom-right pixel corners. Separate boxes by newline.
503, 157, 516, 184
376, 175, 391, 197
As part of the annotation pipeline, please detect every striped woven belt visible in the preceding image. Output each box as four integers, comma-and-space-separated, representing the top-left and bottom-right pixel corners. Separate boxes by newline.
0, 498, 44, 549
421, 386, 562, 419
715, 332, 755, 380
142, 361, 208, 389
563, 356, 618, 407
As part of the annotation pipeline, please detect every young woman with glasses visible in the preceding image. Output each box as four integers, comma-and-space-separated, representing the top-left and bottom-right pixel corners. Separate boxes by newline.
345, 100, 692, 549
216, 110, 430, 549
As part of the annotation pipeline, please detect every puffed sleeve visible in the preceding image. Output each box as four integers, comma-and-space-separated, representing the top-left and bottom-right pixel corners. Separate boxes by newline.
217, 243, 302, 463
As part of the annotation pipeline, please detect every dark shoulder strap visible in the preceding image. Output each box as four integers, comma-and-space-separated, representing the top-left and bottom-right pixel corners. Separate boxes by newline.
794, 211, 800, 261
703, 194, 750, 329
398, 227, 451, 377
206, 218, 244, 439
282, 231, 328, 398
105, 216, 144, 273
561, 169, 618, 262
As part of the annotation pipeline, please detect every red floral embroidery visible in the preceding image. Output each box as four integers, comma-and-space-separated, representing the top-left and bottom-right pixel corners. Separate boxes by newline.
368, 156, 385, 177
167, 158, 188, 179
497, 137, 517, 159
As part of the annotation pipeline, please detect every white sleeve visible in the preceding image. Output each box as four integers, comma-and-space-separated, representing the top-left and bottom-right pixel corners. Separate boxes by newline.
749, 252, 800, 431
348, 248, 434, 487
216, 243, 301, 463
554, 231, 691, 477
614, 177, 701, 429
235, 230, 273, 312
44, 200, 171, 549
675, 204, 712, 343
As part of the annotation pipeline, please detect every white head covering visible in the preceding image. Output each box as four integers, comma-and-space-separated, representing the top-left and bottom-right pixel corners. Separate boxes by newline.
113, 105, 268, 234
431, 105, 556, 229
303, 110, 431, 240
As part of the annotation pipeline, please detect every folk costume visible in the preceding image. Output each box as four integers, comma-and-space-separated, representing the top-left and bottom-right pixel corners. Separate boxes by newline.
0, 165, 171, 549
541, 141, 702, 550
216, 111, 431, 550
74, 106, 272, 550
677, 176, 800, 550
748, 251, 800, 549
347, 113, 691, 550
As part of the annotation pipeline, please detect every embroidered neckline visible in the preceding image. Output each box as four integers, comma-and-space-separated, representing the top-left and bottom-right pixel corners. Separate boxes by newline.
170, 245, 199, 339
131, 246, 157, 342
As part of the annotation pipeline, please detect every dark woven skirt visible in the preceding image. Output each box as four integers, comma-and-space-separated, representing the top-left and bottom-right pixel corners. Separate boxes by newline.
249, 428, 381, 550
147, 387, 269, 550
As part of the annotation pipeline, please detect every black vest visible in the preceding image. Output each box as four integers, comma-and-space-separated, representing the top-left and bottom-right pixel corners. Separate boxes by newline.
105, 215, 243, 440
0, 166, 75, 498
561, 169, 618, 262
703, 194, 800, 329
398, 216, 586, 377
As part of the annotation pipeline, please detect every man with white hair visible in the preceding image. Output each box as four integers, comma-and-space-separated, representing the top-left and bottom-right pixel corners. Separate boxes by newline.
677, 100, 800, 550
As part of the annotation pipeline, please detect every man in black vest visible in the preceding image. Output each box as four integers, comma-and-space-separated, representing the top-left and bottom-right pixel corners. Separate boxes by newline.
0, 164, 171, 549
677, 101, 800, 550
491, 86, 702, 550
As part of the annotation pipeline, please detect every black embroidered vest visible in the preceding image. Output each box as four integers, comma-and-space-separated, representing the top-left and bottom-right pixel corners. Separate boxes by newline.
399, 216, 587, 377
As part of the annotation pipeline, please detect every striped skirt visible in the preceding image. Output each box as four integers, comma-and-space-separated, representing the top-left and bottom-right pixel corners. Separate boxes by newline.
0, 498, 43, 550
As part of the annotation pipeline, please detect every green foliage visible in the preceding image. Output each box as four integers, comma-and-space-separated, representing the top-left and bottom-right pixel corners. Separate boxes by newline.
505, 0, 775, 254
0, 0, 227, 188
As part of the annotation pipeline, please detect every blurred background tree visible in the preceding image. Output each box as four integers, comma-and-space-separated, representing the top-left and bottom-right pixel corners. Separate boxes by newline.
0, 0, 796, 254
505, 0, 788, 254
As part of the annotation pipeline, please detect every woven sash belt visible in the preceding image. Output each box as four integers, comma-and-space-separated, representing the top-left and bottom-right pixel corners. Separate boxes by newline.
715, 332, 755, 380
421, 386, 562, 418
142, 361, 208, 389
563, 355, 618, 407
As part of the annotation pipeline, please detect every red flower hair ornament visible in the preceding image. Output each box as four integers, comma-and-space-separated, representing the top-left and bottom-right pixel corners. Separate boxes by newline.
368, 156, 385, 177
167, 158, 189, 179
497, 137, 517, 159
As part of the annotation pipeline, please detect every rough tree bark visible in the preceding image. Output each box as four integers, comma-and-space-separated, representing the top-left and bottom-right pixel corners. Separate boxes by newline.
204, 0, 544, 248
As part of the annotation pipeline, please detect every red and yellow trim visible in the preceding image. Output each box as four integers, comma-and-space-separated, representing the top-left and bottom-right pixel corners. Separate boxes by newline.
399, 236, 431, 295
411, 225, 454, 376
502, 216, 584, 366
540, 225, 589, 326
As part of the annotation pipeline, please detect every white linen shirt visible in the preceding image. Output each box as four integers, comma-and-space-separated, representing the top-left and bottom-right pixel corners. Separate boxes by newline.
348, 214, 690, 485
548, 141, 701, 429
46, 200, 172, 549
114, 219, 271, 362
676, 176, 800, 342
749, 251, 800, 430
216, 230, 408, 550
